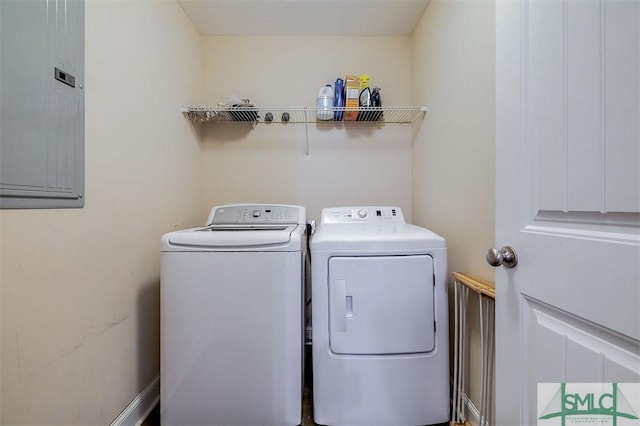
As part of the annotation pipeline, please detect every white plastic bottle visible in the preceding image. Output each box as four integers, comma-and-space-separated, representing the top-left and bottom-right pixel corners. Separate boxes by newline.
316, 84, 334, 121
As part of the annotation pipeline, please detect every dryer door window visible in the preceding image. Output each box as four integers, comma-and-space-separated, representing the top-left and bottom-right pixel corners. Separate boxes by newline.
328, 255, 435, 355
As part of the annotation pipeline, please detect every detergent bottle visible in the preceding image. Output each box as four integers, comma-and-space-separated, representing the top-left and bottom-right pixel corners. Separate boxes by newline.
316, 84, 334, 121
371, 86, 383, 121
334, 78, 344, 121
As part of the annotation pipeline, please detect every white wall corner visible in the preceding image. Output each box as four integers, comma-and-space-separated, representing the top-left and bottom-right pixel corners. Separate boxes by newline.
110, 375, 160, 426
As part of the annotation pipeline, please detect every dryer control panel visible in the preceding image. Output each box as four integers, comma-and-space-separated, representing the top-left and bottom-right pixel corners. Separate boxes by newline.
320, 206, 405, 224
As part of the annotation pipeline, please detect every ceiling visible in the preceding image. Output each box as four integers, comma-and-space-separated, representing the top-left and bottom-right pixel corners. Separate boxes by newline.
178, 0, 430, 36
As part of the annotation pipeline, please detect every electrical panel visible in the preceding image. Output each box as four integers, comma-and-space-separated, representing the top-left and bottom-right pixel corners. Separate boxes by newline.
0, 0, 85, 208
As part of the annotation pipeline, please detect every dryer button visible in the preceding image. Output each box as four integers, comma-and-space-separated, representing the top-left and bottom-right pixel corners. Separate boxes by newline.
357, 209, 367, 219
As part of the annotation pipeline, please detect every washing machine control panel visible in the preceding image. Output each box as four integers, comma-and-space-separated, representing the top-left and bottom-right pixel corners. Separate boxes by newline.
207, 204, 305, 225
321, 206, 405, 224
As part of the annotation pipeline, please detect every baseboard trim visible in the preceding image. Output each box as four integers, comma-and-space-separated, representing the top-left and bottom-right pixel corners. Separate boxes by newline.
462, 392, 481, 425
110, 374, 160, 426
451, 391, 488, 426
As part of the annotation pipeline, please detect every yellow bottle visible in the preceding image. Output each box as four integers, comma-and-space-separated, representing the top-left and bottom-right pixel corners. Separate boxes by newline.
358, 74, 372, 121
359, 74, 371, 107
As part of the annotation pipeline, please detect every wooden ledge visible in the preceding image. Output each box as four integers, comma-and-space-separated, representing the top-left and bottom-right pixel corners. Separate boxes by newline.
452, 272, 495, 300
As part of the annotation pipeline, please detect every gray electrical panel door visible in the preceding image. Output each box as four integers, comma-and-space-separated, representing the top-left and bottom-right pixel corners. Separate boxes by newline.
0, 0, 85, 208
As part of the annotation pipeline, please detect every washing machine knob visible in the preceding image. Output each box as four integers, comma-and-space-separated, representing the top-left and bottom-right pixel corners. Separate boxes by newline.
252, 210, 261, 217
357, 209, 367, 218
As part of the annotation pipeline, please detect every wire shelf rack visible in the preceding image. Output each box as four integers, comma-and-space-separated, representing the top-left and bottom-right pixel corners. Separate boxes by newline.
180, 105, 427, 125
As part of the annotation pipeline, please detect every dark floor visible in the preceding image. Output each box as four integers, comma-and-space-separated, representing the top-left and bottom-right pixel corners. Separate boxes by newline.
301, 381, 316, 426
141, 404, 160, 426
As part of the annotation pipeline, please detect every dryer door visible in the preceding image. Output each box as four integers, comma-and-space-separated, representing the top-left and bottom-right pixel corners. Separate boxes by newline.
328, 255, 435, 355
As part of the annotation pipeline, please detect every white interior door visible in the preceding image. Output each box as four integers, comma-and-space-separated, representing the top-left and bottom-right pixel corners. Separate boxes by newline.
495, 0, 640, 424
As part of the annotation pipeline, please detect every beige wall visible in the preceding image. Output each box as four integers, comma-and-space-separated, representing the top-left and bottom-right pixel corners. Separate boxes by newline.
412, 0, 495, 279
198, 36, 414, 222
411, 0, 495, 422
0, 1, 203, 424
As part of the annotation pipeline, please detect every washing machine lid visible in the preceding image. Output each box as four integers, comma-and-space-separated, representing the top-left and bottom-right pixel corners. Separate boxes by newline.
162, 204, 306, 251
166, 224, 300, 248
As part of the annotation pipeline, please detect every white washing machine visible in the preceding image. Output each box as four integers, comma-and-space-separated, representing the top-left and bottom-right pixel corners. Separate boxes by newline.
311, 206, 449, 426
160, 204, 306, 426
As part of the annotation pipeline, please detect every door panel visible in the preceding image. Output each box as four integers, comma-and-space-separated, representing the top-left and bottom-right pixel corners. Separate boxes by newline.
532, 0, 639, 215
328, 255, 435, 355
526, 298, 640, 420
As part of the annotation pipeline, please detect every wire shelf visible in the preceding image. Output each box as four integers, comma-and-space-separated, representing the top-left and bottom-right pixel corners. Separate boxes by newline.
180, 105, 427, 125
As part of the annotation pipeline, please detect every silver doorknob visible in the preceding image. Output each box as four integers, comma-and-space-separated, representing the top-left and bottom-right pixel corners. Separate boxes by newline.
486, 246, 518, 268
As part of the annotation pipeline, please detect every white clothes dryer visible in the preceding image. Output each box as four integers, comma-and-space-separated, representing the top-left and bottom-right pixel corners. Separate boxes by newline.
311, 206, 449, 426
161, 204, 306, 426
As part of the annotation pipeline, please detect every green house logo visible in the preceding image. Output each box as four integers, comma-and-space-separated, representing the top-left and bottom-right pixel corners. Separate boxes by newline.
538, 383, 640, 425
